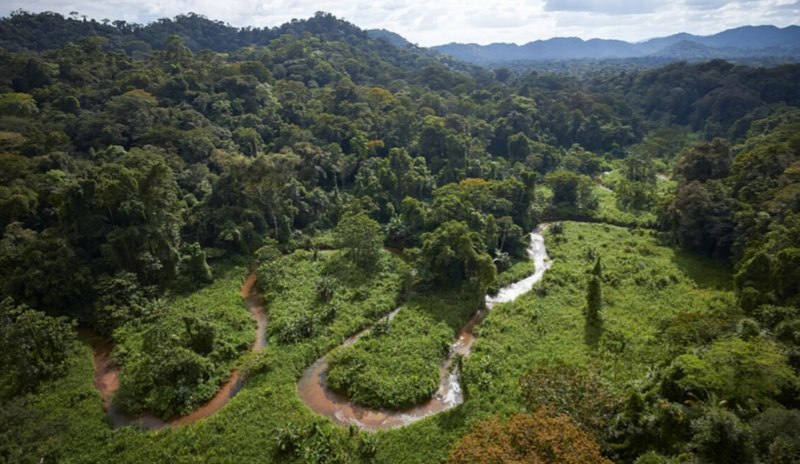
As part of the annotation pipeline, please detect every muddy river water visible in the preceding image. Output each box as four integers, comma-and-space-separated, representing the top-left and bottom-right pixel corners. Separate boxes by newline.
83, 273, 266, 429
296, 225, 551, 431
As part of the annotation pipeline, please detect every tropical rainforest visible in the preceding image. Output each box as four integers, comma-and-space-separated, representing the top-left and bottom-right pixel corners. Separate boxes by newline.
1, 9, 800, 464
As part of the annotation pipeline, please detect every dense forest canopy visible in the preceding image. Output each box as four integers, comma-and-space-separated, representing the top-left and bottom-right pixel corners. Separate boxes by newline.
1, 10, 799, 464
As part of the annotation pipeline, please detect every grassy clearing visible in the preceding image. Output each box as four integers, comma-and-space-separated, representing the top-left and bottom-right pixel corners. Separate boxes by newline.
463, 222, 732, 405
327, 290, 479, 409
537, 170, 676, 228
594, 169, 676, 227
536, 184, 655, 228
593, 184, 658, 227
263, 249, 411, 346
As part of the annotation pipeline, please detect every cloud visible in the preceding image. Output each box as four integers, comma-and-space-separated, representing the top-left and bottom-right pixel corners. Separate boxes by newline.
774, 0, 800, 10
544, 0, 662, 15
681, 0, 764, 10
682, 0, 731, 9
2, 0, 797, 46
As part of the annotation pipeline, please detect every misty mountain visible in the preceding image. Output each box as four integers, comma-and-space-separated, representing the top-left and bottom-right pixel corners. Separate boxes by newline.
433, 25, 800, 64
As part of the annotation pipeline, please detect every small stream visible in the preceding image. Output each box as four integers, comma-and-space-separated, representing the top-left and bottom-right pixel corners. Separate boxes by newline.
83, 273, 267, 429
297, 224, 552, 431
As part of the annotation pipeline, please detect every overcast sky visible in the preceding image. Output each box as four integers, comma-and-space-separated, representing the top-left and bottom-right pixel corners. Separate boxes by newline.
5, 0, 800, 46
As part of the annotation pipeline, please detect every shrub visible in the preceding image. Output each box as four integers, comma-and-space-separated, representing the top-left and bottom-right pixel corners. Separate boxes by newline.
448, 410, 612, 464
689, 407, 755, 464
519, 363, 620, 439
751, 408, 800, 463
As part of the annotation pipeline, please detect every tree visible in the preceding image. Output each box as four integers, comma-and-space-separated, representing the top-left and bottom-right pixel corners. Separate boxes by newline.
617, 152, 657, 211
507, 131, 533, 162
0, 298, 75, 397
183, 315, 215, 356
690, 407, 755, 464
664, 338, 797, 408
233, 127, 262, 156
675, 138, 731, 182
546, 169, 597, 210
586, 256, 602, 324
93, 271, 153, 335
448, 410, 612, 464
734, 252, 775, 312
668, 179, 734, 258
0, 92, 39, 117
418, 220, 495, 293
751, 408, 800, 464
0, 223, 91, 317
178, 242, 213, 289
334, 210, 383, 268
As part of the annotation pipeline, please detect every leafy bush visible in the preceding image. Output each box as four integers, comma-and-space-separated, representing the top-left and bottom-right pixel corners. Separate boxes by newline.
751, 408, 800, 464
663, 338, 797, 409
448, 410, 612, 464
0, 298, 75, 397
519, 362, 620, 439
689, 407, 755, 464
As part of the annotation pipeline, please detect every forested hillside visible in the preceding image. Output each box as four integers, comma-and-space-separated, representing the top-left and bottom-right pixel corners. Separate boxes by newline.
433, 25, 800, 65
1, 10, 799, 464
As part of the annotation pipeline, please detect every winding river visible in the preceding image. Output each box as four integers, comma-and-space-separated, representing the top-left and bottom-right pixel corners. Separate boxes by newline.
86, 225, 550, 430
297, 224, 552, 431
84, 273, 267, 429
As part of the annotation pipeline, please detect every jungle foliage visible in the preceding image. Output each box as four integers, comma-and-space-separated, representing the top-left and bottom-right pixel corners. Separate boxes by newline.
0, 9, 799, 464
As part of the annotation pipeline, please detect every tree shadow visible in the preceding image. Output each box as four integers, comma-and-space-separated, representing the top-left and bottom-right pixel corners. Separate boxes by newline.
584, 318, 603, 349
410, 286, 483, 332
669, 249, 732, 290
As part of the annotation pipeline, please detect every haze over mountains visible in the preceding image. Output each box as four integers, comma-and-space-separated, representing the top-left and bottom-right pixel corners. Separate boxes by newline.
428, 25, 800, 64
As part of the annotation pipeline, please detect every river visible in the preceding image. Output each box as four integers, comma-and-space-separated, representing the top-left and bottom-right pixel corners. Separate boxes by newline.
86, 225, 550, 430
83, 272, 267, 429
296, 224, 552, 431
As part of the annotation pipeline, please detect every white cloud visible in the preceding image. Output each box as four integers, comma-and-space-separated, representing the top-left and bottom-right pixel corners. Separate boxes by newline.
3, 0, 798, 46
544, 0, 662, 15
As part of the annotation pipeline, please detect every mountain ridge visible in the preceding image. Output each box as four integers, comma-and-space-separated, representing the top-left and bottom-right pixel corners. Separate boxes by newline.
1, 11, 798, 66
432, 25, 800, 63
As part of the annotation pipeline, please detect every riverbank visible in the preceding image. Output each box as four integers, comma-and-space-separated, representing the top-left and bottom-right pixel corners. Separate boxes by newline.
298, 225, 552, 430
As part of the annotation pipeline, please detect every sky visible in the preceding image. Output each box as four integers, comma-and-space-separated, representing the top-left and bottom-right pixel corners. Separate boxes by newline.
5, 0, 800, 46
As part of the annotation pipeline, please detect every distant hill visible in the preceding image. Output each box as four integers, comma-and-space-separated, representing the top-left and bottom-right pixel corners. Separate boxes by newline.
2, 11, 798, 68
0, 10, 408, 54
0, 10, 473, 74
432, 25, 800, 64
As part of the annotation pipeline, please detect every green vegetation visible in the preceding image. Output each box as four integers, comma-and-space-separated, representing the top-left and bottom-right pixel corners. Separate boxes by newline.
112, 265, 253, 418
463, 221, 736, 401
489, 258, 535, 294
535, 170, 672, 228
0, 342, 107, 463
327, 291, 478, 409
0, 298, 76, 397
261, 249, 409, 346
0, 8, 799, 464
586, 256, 603, 324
